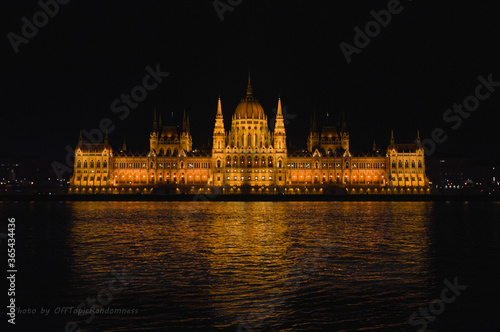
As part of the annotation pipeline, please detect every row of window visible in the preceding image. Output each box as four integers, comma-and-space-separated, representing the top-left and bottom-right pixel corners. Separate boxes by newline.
76, 161, 108, 168
391, 176, 424, 182
226, 169, 274, 173
110, 162, 212, 169
352, 163, 386, 169
157, 148, 179, 156
77, 159, 422, 171
223, 176, 279, 181
391, 160, 423, 168
288, 162, 386, 169
76, 176, 108, 182
216, 159, 283, 168
76, 170, 107, 173
112, 163, 148, 169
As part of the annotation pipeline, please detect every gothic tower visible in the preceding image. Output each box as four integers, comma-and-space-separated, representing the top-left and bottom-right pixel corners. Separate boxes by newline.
307, 112, 319, 152
339, 111, 349, 151
273, 97, 287, 151
212, 97, 225, 186
180, 110, 192, 152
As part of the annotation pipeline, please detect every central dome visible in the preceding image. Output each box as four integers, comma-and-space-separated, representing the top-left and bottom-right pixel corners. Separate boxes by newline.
234, 76, 266, 120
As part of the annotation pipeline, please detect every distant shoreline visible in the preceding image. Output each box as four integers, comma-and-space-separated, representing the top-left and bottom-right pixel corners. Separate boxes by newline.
1, 194, 498, 202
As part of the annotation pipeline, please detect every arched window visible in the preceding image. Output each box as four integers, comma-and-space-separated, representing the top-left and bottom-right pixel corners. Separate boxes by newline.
96, 161, 101, 168
418, 160, 422, 168
84, 161, 88, 168
268, 156, 273, 166
77, 161, 81, 168
217, 160, 221, 168
411, 161, 416, 168
103, 161, 107, 168
90, 161, 94, 168
261, 156, 266, 165
180, 161, 184, 169
233, 156, 238, 165
398, 161, 403, 168
173, 149, 178, 156
278, 160, 282, 168
166, 148, 171, 156
405, 161, 409, 168
248, 134, 252, 147
226, 156, 231, 166
315, 162, 319, 169
392, 161, 396, 168
150, 162, 154, 168
160, 148, 164, 156
345, 162, 349, 169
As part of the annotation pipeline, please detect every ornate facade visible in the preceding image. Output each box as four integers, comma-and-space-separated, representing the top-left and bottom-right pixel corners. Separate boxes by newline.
69, 77, 429, 195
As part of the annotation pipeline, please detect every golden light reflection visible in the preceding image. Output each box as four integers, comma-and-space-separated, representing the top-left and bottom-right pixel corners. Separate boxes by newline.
66, 201, 433, 328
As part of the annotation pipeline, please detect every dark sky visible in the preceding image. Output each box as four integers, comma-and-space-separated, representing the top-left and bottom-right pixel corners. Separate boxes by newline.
1, 0, 499, 161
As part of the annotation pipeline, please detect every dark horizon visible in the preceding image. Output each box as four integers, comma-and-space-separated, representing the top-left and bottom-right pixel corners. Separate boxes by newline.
2, 0, 500, 162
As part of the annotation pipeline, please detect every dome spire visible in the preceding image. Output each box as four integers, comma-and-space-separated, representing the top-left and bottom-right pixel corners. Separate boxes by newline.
246, 72, 253, 97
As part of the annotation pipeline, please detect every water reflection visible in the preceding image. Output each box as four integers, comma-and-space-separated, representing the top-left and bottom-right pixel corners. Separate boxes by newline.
64, 202, 435, 330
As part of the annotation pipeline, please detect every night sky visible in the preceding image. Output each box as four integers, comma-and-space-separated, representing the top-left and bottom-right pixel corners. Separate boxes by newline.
2, 0, 499, 162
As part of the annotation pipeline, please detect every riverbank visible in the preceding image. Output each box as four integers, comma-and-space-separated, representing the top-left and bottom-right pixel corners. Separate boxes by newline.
1, 194, 499, 202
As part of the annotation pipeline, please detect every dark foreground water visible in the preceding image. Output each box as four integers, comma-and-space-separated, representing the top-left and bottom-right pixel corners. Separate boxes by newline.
2, 201, 500, 331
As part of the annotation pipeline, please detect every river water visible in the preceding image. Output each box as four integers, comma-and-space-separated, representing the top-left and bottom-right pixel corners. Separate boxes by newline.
3, 201, 500, 331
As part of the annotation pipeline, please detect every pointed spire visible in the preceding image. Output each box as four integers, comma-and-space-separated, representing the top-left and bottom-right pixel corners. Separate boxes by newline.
158, 112, 162, 128
274, 97, 286, 135
105, 130, 109, 144
341, 110, 347, 133
373, 140, 377, 152
416, 130, 421, 143
182, 109, 190, 133
122, 140, 127, 152
277, 97, 283, 117
214, 96, 225, 136
310, 111, 317, 133
153, 108, 158, 131
246, 72, 253, 97
217, 96, 223, 117
182, 109, 186, 127
390, 130, 395, 146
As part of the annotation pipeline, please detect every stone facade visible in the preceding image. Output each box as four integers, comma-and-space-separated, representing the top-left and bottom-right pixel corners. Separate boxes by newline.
69, 77, 429, 195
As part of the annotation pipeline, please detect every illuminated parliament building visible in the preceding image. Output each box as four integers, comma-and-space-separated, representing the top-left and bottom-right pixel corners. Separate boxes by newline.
69, 77, 429, 195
